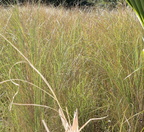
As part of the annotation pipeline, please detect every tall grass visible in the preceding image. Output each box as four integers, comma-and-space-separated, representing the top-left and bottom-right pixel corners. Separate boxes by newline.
0, 5, 144, 131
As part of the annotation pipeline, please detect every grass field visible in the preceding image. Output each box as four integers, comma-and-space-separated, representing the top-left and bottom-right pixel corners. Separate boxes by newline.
0, 4, 144, 132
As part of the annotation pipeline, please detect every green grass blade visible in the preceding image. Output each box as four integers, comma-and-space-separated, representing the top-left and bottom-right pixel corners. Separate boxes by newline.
126, 0, 144, 28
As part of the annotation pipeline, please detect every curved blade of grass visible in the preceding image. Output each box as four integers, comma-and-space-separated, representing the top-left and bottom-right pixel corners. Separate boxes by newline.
79, 115, 108, 132
12, 103, 58, 113
0, 79, 55, 99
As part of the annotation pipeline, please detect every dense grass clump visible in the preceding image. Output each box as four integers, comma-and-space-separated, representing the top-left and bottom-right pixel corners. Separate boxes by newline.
0, 5, 144, 132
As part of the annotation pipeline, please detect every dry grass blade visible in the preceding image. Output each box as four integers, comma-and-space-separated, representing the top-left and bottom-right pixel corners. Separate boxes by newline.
124, 67, 140, 80
70, 109, 79, 132
9, 87, 19, 111
79, 115, 108, 132
59, 108, 70, 131
59, 108, 107, 132
59, 108, 79, 132
42, 120, 50, 132
12, 103, 58, 112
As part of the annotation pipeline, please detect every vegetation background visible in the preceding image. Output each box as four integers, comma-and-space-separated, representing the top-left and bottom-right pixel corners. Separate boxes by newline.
0, 0, 126, 7
0, 0, 144, 132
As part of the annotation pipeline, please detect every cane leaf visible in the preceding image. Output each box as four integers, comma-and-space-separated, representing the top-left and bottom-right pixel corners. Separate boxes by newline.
126, 0, 144, 28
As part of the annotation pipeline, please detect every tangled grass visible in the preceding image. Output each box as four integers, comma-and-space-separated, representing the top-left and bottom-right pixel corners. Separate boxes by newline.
0, 4, 144, 132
